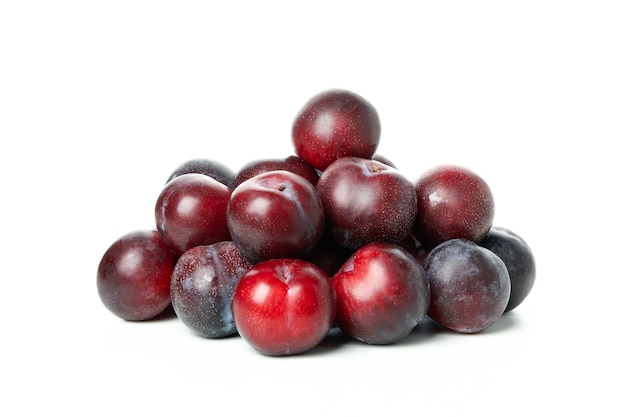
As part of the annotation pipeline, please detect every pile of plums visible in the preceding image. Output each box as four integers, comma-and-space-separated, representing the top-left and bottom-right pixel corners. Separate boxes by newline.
97, 89, 536, 356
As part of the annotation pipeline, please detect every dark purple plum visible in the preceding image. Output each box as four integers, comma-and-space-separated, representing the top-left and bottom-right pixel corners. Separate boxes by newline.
424, 238, 510, 333
171, 241, 252, 338
97, 230, 174, 321
479, 227, 536, 312
166, 158, 235, 188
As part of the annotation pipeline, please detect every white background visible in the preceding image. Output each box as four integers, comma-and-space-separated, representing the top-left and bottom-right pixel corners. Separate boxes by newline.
1, 1, 625, 415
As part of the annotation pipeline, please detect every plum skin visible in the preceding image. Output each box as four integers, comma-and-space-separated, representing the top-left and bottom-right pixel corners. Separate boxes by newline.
170, 241, 251, 338
331, 242, 431, 345
227, 170, 325, 264
316, 156, 418, 250
155, 173, 231, 257
166, 158, 235, 188
292, 89, 381, 171
479, 227, 536, 312
231, 258, 336, 356
424, 238, 511, 333
97, 230, 174, 321
231, 155, 319, 189
413, 165, 495, 249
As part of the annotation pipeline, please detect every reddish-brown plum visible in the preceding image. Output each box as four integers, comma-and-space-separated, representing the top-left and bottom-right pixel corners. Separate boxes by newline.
424, 238, 511, 333
155, 173, 231, 257
232, 258, 336, 356
292, 89, 381, 171
97, 230, 174, 321
166, 158, 235, 188
232, 155, 319, 189
479, 227, 536, 312
316, 156, 417, 250
171, 241, 252, 338
331, 242, 430, 344
413, 165, 495, 249
227, 170, 325, 264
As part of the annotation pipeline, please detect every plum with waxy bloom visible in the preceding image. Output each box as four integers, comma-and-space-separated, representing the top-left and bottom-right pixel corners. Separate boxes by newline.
424, 238, 510, 333
171, 241, 251, 338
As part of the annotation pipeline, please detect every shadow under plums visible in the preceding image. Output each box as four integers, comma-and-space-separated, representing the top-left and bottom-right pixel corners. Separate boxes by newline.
305, 326, 354, 356
148, 304, 178, 322
394, 311, 521, 346
480, 310, 519, 334
140, 304, 179, 322
258, 310, 523, 358
394, 316, 450, 346
309, 318, 450, 354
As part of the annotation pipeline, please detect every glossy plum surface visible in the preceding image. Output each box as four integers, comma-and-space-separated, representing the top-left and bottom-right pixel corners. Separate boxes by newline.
171, 241, 251, 338
97, 230, 174, 321
227, 170, 325, 264
316, 156, 417, 250
232, 258, 336, 356
231, 155, 319, 189
155, 173, 231, 257
292, 89, 381, 171
166, 158, 235, 188
332, 242, 430, 344
479, 227, 536, 312
413, 165, 495, 249
424, 238, 510, 333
